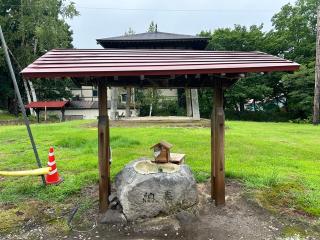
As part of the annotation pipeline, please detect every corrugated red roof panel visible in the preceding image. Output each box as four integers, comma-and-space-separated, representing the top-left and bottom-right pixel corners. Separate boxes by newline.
21, 49, 300, 79
25, 101, 69, 109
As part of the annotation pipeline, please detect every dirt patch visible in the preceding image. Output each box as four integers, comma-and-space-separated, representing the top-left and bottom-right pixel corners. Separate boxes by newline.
1, 180, 319, 240
82, 118, 212, 128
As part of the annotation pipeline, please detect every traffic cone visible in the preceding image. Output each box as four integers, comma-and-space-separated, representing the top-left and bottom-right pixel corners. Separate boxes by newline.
46, 146, 63, 185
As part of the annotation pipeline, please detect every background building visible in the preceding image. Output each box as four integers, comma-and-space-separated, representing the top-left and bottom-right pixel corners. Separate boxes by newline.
96, 30, 209, 120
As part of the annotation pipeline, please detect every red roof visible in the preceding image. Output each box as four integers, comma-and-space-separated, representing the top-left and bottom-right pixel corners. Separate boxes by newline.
21, 49, 299, 79
25, 101, 68, 109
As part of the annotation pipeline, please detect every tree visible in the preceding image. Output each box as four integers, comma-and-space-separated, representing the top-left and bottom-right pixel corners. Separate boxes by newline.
125, 27, 135, 36
148, 21, 158, 33
271, 0, 320, 120
282, 64, 315, 119
203, 24, 266, 52
313, 6, 320, 124
0, 0, 78, 111
199, 25, 275, 117
270, 0, 318, 64
135, 88, 160, 117
199, 0, 320, 121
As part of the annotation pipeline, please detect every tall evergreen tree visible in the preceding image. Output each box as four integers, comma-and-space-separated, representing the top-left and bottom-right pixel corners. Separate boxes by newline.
199, 0, 320, 121
0, 0, 78, 111
148, 21, 157, 33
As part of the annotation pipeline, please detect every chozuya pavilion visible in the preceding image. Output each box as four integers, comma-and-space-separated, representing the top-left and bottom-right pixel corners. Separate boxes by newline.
21, 47, 299, 213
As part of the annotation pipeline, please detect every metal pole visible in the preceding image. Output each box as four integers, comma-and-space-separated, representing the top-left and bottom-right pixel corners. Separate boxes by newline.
0, 25, 46, 186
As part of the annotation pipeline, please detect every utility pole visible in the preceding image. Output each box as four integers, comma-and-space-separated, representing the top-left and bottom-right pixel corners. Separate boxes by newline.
0, 26, 46, 185
313, 6, 320, 125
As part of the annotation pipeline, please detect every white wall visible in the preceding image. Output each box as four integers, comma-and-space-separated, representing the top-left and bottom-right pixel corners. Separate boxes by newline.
71, 86, 179, 101
158, 89, 178, 98
45, 109, 138, 120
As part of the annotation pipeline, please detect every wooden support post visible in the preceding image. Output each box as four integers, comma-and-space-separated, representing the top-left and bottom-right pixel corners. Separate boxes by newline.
44, 106, 47, 122
191, 89, 200, 120
36, 109, 40, 123
98, 80, 111, 213
185, 88, 192, 117
61, 108, 65, 122
126, 87, 131, 118
211, 79, 225, 206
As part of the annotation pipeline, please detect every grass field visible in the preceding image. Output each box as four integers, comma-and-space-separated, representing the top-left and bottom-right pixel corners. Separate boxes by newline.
0, 120, 319, 218
0, 112, 19, 120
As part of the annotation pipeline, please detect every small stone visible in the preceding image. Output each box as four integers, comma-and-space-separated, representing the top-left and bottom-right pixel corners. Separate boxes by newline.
100, 209, 127, 225
15, 211, 24, 216
175, 210, 198, 224
108, 193, 117, 203
116, 203, 123, 211
109, 200, 118, 210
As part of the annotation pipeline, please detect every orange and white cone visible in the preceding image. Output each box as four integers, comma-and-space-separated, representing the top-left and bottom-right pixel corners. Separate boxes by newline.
46, 147, 63, 185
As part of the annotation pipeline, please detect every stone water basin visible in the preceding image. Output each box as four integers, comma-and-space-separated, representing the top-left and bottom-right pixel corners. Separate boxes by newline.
115, 158, 198, 220
133, 160, 180, 174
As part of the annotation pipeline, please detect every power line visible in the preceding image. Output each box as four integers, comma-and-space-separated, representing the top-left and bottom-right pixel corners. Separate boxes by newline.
75, 6, 275, 13
1, 4, 277, 13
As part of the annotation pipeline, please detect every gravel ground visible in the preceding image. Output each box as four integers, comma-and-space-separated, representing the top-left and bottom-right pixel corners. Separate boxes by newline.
1, 180, 319, 240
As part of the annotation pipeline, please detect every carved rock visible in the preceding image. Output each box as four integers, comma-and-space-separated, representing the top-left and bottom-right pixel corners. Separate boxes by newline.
115, 158, 198, 221
100, 209, 127, 225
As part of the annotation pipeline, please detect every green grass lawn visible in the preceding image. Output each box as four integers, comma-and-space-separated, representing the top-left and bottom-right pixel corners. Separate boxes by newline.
0, 120, 319, 217
0, 112, 19, 120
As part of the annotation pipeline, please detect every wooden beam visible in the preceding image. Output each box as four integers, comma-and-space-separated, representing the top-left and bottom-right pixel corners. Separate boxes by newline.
77, 75, 239, 89
211, 79, 226, 206
98, 80, 111, 213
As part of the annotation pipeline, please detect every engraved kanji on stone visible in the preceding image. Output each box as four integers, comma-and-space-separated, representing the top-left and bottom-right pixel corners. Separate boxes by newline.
143, 192, 155, 203
164, 190, 174, 201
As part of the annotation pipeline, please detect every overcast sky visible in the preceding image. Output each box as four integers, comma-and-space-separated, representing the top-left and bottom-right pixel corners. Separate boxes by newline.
68, 0, 296, 49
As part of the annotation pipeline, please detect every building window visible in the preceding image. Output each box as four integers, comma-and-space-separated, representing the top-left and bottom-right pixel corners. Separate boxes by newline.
121, 94, 127, 103
92, 87, 98, 97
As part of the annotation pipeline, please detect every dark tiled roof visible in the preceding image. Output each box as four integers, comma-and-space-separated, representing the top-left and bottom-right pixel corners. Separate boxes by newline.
96, 32, 210, 50
97, 31, 209, 42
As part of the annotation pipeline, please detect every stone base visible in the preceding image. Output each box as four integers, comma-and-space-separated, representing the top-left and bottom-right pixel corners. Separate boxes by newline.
115, 158, 198, 221
100, 209, 127, 225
